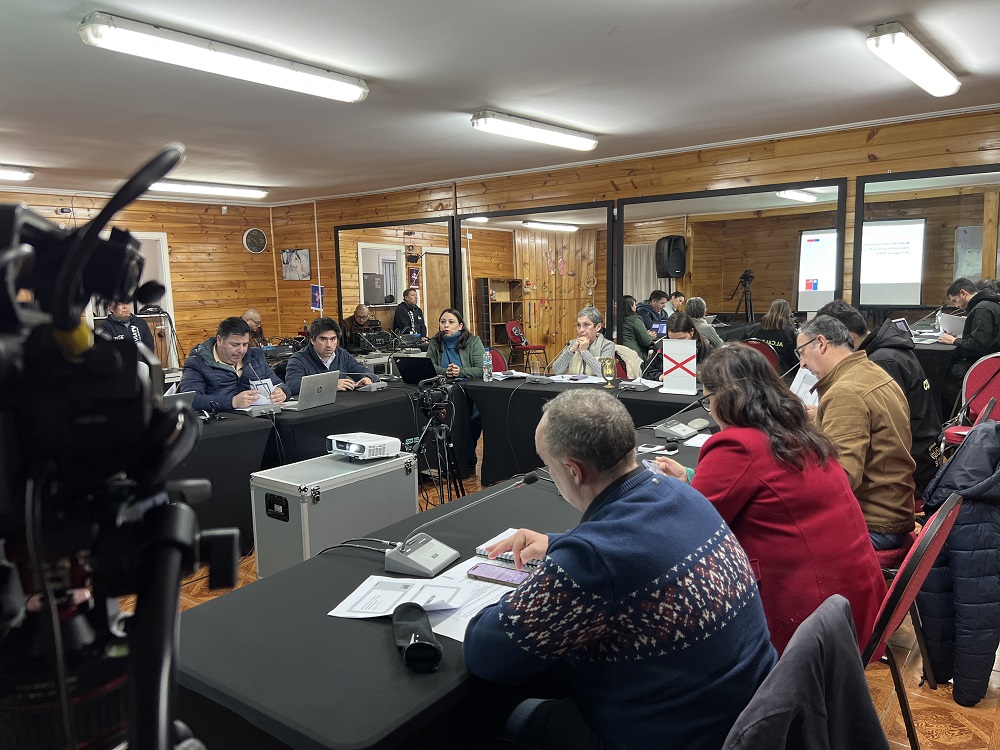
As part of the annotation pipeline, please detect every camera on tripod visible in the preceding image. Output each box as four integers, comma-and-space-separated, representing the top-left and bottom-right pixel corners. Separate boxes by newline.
414, 375, 451, 422
739, 269, 755, 287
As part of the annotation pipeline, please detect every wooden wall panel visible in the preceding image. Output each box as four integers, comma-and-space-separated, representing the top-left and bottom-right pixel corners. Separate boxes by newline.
271, 202, 321, 337
513, 230, 599, 362
465, 227, 514, 340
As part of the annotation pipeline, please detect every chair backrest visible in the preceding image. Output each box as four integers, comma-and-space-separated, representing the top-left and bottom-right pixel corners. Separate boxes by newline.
961, 353, 1000, 421
505, 320, 529, 346
614, 353, 628, 378
743, 339, 780, 371
860, 492, 964, 666
489, 348, 507, 372
723, 595, 888, 750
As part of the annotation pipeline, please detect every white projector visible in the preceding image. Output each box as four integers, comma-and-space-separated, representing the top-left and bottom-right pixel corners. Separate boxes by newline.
326, 432, 401, 460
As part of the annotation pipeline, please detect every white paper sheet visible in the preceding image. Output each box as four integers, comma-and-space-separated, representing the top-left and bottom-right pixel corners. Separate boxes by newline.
790, 368, 819, 406
328, 576, 472, 619
550, 374, 605, 384
939, 313, 966, 338
683, 433, 711, 448
425, 558, 516, 642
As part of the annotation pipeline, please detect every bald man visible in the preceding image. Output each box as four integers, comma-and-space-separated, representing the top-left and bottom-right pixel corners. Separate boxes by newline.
242, 308, 266, 347
342, 304, 382, 348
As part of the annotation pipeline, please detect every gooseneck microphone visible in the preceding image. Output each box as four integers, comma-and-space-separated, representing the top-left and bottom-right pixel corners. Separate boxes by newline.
246, 358, 273, 398
384, 472, 540, 577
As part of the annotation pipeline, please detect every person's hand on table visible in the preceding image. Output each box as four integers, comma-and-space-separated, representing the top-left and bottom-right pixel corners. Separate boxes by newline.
232, 390, 260, 409
938, 333, 956, 345
269, 385, 287, 404
337, 377, 357, 391
356, 376, 373, 387
446, 363, 461, 378
654, 457, 689, 482
487, 528, 548, 571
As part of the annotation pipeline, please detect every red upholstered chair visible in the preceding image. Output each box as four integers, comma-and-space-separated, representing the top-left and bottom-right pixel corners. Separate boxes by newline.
742, 339, 780, 372
614, 353, 628, 379
505, 321, 548, 371
488, 347, 507, 373
861, 493, 964, 750
942, 354, 1000, 449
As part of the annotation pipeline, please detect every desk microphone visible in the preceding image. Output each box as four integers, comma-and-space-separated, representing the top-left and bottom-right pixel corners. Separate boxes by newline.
384, 472, 540, 577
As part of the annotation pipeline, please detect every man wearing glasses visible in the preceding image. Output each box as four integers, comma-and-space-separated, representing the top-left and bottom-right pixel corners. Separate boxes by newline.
795, 315, 916, 550
242, 308, 267, 348
284, 317, 377, 397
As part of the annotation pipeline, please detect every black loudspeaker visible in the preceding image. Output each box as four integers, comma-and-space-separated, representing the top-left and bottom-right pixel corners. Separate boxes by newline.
655, 236, 687, 278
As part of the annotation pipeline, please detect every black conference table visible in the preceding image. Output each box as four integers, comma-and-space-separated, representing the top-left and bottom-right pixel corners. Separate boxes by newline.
177, 479, 582, 750
167, 413, 273, 555
462, 379, 698, 485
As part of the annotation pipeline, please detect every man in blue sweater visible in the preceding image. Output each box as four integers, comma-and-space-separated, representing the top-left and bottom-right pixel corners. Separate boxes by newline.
284, 317, 377, 397
179, 316, 287, 412
464, 390, 776, 750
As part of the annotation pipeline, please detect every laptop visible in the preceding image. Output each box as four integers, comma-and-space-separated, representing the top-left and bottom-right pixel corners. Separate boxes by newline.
894, 317, 940, 345
280, 370, 340, 411
393, 355, 440, 385
164, 391, 196, 409
652, 322, 669, 337
704, 315, 717, 324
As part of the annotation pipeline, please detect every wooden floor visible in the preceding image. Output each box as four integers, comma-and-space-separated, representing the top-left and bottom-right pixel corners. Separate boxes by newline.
137, 458, 1000, 749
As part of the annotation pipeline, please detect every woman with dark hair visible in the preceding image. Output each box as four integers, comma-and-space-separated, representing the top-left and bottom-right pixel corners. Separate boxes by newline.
427, 308, 484, 473
742, 298, 798, 372
651, 312, 717, 381
621, 295, 654, 359
656, 344, 885, 654
427, 308, 484, 379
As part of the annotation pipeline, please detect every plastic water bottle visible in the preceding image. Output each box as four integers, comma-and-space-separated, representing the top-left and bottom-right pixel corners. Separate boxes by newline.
483, 348, 494, 382
935, 308, 942, 334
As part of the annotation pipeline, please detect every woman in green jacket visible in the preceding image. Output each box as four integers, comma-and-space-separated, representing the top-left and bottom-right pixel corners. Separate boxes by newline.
426, 308, 483, 472
621, 295, 654, 359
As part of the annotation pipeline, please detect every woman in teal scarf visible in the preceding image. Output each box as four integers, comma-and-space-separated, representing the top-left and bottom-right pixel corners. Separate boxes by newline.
427, 308, 484, 473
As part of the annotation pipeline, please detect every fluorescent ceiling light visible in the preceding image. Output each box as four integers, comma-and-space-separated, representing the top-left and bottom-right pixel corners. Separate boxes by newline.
0, 165, 34, 181
465, 216, 489, 223
78, 12, 369, 103
521, 221, 579, 232
866, 22, 960, 97
775, 189, 818, 203
471, 110, 598, 151
150, 181, 268, 199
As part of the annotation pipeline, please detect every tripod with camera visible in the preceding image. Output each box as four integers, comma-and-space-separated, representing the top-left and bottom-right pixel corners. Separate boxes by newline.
411, 377, 465, 507
728, 269, 756, 323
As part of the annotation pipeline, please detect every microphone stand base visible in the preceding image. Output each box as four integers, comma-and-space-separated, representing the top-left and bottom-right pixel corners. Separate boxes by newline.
384, 533, 460, 577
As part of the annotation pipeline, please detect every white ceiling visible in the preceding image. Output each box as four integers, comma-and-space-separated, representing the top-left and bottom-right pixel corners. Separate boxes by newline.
2, 0, 1000, 204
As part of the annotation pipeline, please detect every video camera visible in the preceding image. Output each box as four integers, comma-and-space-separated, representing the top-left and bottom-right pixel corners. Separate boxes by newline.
414, 376, 452, 423
739, 269, 755, 286
0, 145, 237, 750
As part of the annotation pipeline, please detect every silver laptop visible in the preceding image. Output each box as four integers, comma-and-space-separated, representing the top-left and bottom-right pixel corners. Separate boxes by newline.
164, 390, 197, 409
281, 370, 340, 411
704, 315, 717, 324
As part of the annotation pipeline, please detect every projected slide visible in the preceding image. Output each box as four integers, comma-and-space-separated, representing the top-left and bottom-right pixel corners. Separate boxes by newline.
797, 228, 838, 311
859, 219, 925, 305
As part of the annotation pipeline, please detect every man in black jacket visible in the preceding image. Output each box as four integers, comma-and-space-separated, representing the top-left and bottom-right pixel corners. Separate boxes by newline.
284, 318, 376, 397
817, 300, 942, 498
939, 277, 1000, 415
392, 288, 428, 341
96, 301, 155, 350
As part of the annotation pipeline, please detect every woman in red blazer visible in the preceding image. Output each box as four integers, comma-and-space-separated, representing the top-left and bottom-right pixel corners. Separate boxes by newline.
657, 344, 886, 654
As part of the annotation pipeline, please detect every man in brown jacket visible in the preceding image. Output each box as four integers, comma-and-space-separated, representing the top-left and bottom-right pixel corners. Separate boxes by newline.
796, 315, 916, 550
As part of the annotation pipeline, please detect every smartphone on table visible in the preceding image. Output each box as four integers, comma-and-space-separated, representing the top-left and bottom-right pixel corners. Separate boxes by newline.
467, 562, 533, 587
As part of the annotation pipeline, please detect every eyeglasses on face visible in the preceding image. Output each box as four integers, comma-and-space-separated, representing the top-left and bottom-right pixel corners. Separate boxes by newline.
697, 394, 712, 411
794, 337, 818, 360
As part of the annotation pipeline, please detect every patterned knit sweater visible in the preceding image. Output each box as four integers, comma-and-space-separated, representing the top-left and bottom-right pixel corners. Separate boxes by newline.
463, 468, 777, 750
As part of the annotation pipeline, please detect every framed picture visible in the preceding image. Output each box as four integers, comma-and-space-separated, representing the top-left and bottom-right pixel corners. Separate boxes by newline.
281, 248, 311, 280
407, 266, 421, 288
310, 284, 324, 311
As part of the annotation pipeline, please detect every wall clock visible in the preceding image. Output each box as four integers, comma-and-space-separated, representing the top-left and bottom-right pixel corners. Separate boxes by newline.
243, 228, 267, 254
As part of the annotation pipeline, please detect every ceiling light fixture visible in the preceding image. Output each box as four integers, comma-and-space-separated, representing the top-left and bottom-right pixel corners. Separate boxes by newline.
149, 181, 268, 199
471, 110, 598, 151
465, 216, 489, 223
521, 221, 579, 232
0, 165, 35, 181
866, 22, 960, 97
78, 12, 369, 102
775, 189, 819, 203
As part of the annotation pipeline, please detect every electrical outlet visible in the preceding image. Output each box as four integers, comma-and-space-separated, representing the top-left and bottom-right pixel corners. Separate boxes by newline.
221, 205, 228, 215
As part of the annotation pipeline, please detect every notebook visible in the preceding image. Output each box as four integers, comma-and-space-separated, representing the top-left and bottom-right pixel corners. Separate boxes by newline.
393, 355, 439, 385
475, 528, 542, 569
939, 313, 966, 338
280, 370, 340, 411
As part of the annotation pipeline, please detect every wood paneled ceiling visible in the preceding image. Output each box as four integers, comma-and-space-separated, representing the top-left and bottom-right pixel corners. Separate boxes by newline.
2, 0, 999, 203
